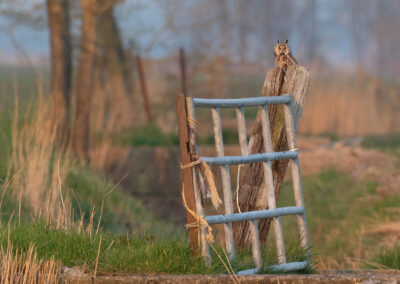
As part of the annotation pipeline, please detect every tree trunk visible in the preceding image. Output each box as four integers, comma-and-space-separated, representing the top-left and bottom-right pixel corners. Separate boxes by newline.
98, 5, 134, 131
71, 0, 98, 161
233, 65, 310, 248
46, 0, 71, 148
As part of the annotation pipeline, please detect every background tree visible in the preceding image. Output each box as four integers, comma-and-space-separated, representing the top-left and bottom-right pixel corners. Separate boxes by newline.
71, 0, 98, 161
98, 2, 134, 131
46, 0, 71, 147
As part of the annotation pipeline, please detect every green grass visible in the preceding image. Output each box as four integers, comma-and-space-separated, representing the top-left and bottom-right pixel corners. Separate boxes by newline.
317, 132, 340, 142
1, 223, 199, 274
0, 165, 180, 237
0, 113, 180, 235
277, 169, 400, 266
64, 166, 180, 236
0, 65, 50, 111
374, 247, 400, 269
119, 123, 243, 146
118, 123, 179, 146
199, 128, 240, 145
0, 223, 310, 275
301, 132, 341, 142
0, 105, 179, 236
362, 132, 400, 161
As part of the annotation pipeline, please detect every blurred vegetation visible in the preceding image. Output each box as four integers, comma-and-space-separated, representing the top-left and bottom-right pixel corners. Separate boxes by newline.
316, 132, 340, 142
0, 101, 180, 236
198, 128, 240, 145
0, 65, 49, 104
119, 123, 179, 147
362, 132, 400, 161
362, 132, 400, 150
277, 169, 400, 268
0, 162, 179, 237
374, 247, 400, 269
227, 74, 265, 99
119, 123, 242, 146
65, 166, 179, 236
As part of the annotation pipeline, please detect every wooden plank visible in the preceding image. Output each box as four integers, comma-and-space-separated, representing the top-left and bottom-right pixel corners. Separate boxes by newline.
233, 65, 310, 247
176, 94, 199, 254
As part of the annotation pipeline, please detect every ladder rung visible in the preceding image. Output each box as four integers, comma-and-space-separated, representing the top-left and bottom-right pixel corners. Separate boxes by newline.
205, 206, 304, 225
201, 151, 298, 166
192, 95, 291, 108
237, 261, 308, 275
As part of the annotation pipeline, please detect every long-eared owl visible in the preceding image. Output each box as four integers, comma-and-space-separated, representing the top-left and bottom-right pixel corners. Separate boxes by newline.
274, 39, 297, 70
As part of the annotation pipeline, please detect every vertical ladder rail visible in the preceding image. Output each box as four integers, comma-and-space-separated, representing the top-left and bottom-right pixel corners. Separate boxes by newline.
236, 107, 262, 269
186, 98, 211, 265
212, 107, 235, 260
260, 105, 286, 264
283, 100, 311, 263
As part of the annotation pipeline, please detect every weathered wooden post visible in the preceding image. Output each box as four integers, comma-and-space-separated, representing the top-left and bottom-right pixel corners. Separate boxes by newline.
176, 94, 199, 254
179, 47, 187, 97
233, 65, 310, 247
136, 55, 153, 122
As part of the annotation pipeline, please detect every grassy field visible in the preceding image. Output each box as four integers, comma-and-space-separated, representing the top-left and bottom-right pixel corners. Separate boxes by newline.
4, 167, 397, 274
0, 73, 181, 237
0, 222, 311, 275
375, 247, 400, 270
362, 132, 400, 162
118, 123, 242, 146
0, 115, 178, 237
277, 167, 400, 269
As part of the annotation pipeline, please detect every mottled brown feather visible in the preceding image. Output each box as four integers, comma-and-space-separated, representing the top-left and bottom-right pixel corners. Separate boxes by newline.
274, 42, 297, 70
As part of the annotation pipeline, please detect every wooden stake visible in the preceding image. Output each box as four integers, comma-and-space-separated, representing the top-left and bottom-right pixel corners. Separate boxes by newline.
176, 94, 199, 254
136, 55, 153, 122
233, 65, 310, 248
179, 47, 187, 97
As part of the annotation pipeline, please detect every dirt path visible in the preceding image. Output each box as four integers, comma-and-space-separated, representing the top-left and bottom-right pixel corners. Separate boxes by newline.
59, 269, 400, 283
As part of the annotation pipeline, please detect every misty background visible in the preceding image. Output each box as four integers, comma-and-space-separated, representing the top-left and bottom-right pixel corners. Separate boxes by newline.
0, 0, 400, 137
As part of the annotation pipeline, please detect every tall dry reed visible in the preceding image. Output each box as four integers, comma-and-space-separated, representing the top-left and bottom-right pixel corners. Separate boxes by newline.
300, 70, 400, 136
7, 80, 72, 228
0, 243, 60, 284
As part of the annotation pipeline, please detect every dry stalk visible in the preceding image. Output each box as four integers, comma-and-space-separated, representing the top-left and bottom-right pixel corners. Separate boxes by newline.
94, 235, 102, 278
0, 244, 60, 284
87, 206, 96, 236
7, 83, 74, 228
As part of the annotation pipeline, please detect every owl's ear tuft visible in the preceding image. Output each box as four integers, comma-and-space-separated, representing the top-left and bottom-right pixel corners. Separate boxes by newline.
285, 39, 288, 43
277, 40, 280, 44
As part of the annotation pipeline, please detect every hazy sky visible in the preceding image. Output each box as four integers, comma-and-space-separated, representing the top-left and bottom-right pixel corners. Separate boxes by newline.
0, 0, 356, 68
0, 0, 163, 65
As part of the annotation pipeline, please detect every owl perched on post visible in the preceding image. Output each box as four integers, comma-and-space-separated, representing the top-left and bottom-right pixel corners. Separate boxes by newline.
274, 39, 297, 70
